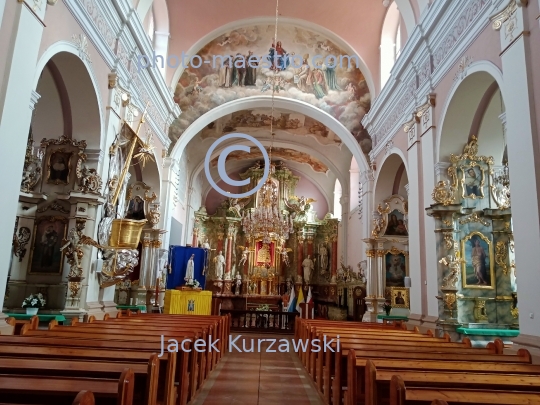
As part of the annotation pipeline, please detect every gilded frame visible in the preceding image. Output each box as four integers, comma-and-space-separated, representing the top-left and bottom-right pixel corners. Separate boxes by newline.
46, 149, 74, 185
384, 247, 409, 288
28, 215, 69, 275
459, 162, 486, 200
389, 286, 410, 309
461, 231, 495, 289
378, 195, 408, 237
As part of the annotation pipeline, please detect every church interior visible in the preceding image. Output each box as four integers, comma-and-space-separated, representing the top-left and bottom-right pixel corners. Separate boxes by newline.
1, 0, 540, 403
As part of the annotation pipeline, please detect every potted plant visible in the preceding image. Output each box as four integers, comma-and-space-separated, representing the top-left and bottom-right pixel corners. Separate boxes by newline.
383, 300, 392, 316
22, 293, 46, 315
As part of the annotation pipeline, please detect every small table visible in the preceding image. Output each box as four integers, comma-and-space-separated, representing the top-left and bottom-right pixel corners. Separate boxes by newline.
6, 313, 67, 324
377, 314, 409, 324
116, 305, 147, 313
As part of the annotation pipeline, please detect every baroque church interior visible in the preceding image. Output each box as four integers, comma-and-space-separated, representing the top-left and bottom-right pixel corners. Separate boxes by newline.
1, 0, 540, 403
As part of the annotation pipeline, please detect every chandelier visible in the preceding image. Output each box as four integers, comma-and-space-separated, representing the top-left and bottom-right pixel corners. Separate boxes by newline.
240, 0, 292, 246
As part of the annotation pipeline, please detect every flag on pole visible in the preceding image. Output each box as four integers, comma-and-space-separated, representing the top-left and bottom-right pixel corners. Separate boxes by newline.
306, 286, 312, 303
306, 286, 313, 318
288, 286, 296, 312
296, 287, 305, 315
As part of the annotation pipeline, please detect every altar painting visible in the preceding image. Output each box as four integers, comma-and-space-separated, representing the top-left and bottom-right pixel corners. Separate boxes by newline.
255, 241, 275, 268
28, 216, 68, 275
385, 209, 408, 236
461, 231, 495, 289
170, 23, 372, 154
385, 253, 406, 287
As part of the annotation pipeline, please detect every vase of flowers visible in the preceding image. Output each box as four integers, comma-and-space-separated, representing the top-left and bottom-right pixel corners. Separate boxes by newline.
22, 293, 46, 315
383, 300, 392, 316
185, 279, 200, 289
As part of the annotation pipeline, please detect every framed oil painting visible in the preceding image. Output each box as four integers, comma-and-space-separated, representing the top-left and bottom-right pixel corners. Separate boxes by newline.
28, 216, 68, 275
460, 164, 485, 199
125, 196, 146, 220
389, 287, 409, 309
461, 231, 495, 289
47, 149, 73, 185
385, 209, 408, 236
385, 252, 406, 287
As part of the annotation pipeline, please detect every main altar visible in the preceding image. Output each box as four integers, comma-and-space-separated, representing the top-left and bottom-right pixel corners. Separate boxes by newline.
191, 161, 365, 316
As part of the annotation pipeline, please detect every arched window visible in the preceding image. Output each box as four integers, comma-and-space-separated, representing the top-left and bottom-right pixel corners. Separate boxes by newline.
334, 179, 342, 219
147, 9, 155, 44
395, 21, 402, 60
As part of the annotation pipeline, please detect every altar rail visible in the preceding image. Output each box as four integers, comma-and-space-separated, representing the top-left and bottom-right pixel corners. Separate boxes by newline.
220, 309, 297, 334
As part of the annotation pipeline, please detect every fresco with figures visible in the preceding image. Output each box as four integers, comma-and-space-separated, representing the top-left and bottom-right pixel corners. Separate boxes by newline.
170, 24, 372, 153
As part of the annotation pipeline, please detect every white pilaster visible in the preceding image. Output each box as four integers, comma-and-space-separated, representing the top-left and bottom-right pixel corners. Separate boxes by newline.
159, 157, 179, 248
492, 0, 540, 336
404, 115, 423, 317
0, 1, 48, 331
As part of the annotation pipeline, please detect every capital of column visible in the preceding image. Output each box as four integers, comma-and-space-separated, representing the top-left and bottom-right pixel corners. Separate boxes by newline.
30, 90, 41, 110
490, 0, 519, 31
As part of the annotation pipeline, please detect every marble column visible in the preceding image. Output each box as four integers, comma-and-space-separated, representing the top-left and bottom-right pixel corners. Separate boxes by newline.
362, 239, 378, 321
376, 240, 386, 299
339, 194, 349, 263
491, 0, 540, 338
223, 225, 234, 294
331, 235, 338, 283
0, 0, 54, 334
306, 235, 313, 259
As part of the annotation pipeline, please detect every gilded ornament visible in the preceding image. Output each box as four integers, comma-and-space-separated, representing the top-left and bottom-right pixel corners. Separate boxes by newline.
439, 252, 464, 289
76, 156, 103, 195
21, 129, 44, 193
510, 306, 519, 319
12, 227, 31, 262
490, 163, 511, 210
442, 219, 453, 227
432, 180, 456, 205
511, 260, 516, 276
495, 241, 509, 275
37, 201, 70, 214
443, 293, 456, 309
458, 212, 490, 227
443, 232, 454, 250
473, 299, 489, 322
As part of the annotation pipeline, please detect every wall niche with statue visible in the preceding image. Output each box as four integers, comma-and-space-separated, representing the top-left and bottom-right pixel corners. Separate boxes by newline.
427, 136, 516, 343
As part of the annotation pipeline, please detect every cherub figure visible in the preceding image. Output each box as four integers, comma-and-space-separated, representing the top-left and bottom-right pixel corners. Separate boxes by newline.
237, 246, 254, 267
61, 221, 103, 277
277, 245, 292, 267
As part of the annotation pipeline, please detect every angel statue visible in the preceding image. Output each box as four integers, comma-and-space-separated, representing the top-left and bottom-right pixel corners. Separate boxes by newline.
284, 196, 316, 220
61, 221, 103, 277
237, 246, 253, 267
277, 245, 292, 267
228, 196, 251, 217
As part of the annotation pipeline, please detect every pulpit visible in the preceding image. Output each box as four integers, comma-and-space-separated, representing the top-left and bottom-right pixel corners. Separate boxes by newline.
164, 289, 212, 315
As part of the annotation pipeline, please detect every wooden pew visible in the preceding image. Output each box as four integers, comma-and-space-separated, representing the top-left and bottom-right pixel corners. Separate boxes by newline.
389, 375, 540, 405
365, 360, 540, 405
347, 348, 534, 405
0, 368, 135, 405
0, 355, 159, 405
73, 391, 95, 405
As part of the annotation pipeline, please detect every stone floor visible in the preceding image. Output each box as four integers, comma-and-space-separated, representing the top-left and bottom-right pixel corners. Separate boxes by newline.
191, 334, 324, 405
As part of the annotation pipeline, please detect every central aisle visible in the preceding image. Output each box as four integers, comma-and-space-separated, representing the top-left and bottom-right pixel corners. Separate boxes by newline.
191, 334, 324, 405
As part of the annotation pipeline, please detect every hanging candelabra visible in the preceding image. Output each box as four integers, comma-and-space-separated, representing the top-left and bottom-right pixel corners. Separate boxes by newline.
239, 0, 292, 246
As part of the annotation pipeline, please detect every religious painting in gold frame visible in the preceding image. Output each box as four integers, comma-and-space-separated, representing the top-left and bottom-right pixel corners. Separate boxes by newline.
46, 149, 74, 185
389, 287, 409, 309
461, 231, 495, 289
28, 215, 68, 275
459, 163, 486, 200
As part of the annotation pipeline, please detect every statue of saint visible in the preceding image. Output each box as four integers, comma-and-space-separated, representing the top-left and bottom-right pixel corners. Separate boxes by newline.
302, 255, 314, 284
319, 243, 328, 273
234, 273, 242, 295
201, 238, 211, 250
214, 251, 225, 280
185, 254, 195, 282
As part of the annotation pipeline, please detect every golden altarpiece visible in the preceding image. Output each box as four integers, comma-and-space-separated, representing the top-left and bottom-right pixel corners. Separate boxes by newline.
192, 162, 364, 315
427, 136, 517, 344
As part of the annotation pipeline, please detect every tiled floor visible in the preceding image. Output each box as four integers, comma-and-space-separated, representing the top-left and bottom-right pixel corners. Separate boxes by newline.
191, 334, 324, 405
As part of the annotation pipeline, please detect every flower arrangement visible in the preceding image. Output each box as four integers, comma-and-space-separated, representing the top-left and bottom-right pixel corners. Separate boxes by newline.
256, 304, 271, 312
185, 279, 200, 288
22, 293, 46, 309
383, 300, 392, 315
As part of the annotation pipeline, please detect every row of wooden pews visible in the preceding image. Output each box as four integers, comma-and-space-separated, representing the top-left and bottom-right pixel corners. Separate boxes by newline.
0, 312, 229, 405
295, 318, 540, 405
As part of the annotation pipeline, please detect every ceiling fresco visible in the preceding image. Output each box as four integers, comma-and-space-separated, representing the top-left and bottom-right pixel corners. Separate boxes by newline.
200, 109, 341, 146
170, 23, 372, 154
210, 147, 329, 174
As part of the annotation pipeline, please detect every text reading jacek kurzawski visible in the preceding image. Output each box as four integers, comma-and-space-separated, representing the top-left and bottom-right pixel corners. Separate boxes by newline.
158, 334, 340, 356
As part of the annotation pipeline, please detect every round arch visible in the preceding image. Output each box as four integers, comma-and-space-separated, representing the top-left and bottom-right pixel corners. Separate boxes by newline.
169, 16, 376, 98
437, 61, 506, 163
394, 0, 417, 37
373, 151, 409, 205
34, 41, 104, 152
170, 96, 370, 175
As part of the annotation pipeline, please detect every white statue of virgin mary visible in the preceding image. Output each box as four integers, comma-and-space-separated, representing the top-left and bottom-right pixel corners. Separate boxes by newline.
185, 254, 195, 282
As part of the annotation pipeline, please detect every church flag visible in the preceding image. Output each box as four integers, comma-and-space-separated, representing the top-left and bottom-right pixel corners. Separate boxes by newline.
288, 286, 296, 312
296, 287, 305, 314
306, 287, 312, 303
